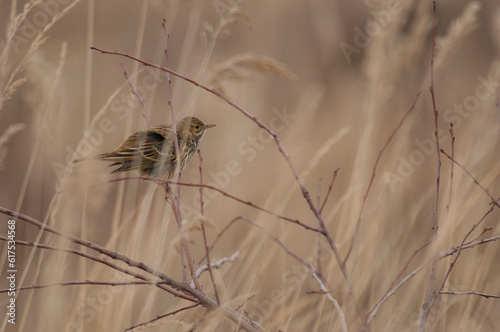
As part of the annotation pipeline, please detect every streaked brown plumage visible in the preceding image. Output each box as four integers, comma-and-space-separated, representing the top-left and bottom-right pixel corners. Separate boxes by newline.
98, 117, 215, 179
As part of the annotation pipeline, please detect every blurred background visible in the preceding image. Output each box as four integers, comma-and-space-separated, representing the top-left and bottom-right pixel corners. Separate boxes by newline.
1, 0, 500, 331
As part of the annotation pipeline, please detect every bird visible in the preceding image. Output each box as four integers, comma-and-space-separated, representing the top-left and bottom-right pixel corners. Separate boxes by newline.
96, 117, 215, 179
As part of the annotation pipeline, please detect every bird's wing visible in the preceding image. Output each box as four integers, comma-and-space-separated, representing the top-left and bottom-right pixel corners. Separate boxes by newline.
138, 129, 176, 163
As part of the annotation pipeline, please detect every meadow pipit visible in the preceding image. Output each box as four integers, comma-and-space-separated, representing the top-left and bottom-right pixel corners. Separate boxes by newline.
97, 117, 215, 179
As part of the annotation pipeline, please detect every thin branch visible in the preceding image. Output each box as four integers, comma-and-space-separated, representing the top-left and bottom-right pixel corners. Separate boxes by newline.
316, 232, 323, 277
195, 250, 240, 280
344, 91, 421, 264
436, 205, 495, 295
169, 193, 203, 292
160, 18, 189, 284
440, 291, 500, 299
118, 62, 151, 128
197, 150, 220, 304
311, 270, 348, 332
316, 177, 322, 209
198, 150, 205, 216
467, 227, 493, 243
429, 0, 442, 231
496, 28, 500, 123
439, 235, 500, 258
162, 18, 181, 199
319, 168, 339, 213
367, 232, 500, 326
197, 215, 348, 331
420, 3, 441, 330
368, 240, 431, 317
124, 303, 201, 332
234, 295, 256, 312
108, 177, 321, 233
1, 280, 170, 293
368, 262, 427, 325
446, 122, 455, 210
0, 236, 192, 300
205, 216, 310, 267
440, 149, 500, 207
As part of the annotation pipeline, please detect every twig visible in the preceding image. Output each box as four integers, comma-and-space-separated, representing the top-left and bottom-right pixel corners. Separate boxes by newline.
118, 62, 151, 128
440, 291, 500, 299
344, 91, 421, 264
429, 0, 442, 233
446, 123, 455, 210
162, 18, 181, 197
198, 150, 205, 216
108, 177, 321, 233
0, 236, 192, 300
319, 168, 339, 213
467, 227, 493, 243
420, 3, 441, 330
316, 232, 323, 277
234, 295, 255, 312
124, 303, 201, 332
160, 19, 201, 293
198, 150, 220, 304
440, 149, 500, 207
169, 194, 203, 292
207, 216, 309, 267
496, 29, 500, 123
195, 250, 240, 280
439, 235, 500, 258
367, 232, 500, 326
368, 262, 427, 325
311, 270, 348, 332
0, 279, 170, 293
368, 240, 431, 317
436, 205, 495, 295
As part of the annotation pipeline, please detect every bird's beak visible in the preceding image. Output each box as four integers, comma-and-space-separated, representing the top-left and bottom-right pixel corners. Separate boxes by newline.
205, 124, 216, 129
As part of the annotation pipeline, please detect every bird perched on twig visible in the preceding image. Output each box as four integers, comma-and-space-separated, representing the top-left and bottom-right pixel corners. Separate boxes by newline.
93, 117, 215, 180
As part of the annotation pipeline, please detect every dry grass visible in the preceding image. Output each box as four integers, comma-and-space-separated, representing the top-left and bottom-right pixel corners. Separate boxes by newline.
1, 1, 500, 331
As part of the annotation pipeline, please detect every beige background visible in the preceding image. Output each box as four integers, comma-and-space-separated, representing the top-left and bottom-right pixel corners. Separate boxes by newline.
1, 0, 500, 331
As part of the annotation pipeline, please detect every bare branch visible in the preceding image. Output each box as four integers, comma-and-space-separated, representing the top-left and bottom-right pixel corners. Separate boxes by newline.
368, 232, 500, 326
124, 303, 201, 332
1, 279, 170, 293
311, 271, 348, 332
440, 149, 500, 207
436, 206, 496, 295
108, 176, 320, 233
197, 149, 220, 304
446, 122, 455, 210
319, 168, 339, 213
440, 291, 500, 299
195, 250, 240, 280
420, 3, 442, 330
118, 62, 151, 128
368, 241, 431, 318
0, 207, 267, 332
0, 236, 191, 300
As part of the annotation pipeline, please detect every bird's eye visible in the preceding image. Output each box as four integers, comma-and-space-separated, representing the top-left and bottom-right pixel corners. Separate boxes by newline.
195, 125, 200, 129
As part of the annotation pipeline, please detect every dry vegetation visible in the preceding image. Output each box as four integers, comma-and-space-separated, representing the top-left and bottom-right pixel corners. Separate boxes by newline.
1, 1, 500, 331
